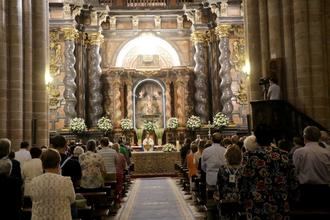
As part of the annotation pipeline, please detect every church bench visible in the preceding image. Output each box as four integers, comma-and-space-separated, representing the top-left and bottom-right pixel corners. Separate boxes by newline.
78, 192, 110, 219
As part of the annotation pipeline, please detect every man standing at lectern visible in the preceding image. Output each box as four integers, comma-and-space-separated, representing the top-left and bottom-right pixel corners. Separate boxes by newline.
267, 77, 281, 100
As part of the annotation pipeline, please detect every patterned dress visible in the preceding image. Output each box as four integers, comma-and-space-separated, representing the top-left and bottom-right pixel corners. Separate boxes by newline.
79, 151, 105, 189
239, 146, 298, 220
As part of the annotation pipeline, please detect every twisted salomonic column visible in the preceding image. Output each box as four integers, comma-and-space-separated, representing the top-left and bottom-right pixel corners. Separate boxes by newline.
126, 80, 133, 120
112, 76, 122, 128
87, 32, 104, 127
191, 31, 208, 123
165, 79, 172, 120
62, 27, 78, 127
216, 24, 233, 120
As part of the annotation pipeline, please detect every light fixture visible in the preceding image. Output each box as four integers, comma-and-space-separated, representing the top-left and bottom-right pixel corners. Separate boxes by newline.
242, 60, 250, 75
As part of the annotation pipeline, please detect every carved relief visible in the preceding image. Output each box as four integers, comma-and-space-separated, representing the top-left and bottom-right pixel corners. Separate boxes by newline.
132, 16, 139, 29
155, 16, 161, 29
177, 16, 183, 29
110, 16, 116, 30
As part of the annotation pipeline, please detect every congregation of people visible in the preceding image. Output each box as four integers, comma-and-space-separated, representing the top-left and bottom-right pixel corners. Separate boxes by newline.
179, 125, 330, 220
0, 135, 132, 220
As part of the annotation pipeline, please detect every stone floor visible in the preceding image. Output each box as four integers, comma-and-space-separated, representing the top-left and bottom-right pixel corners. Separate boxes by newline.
108, 177, 206, 220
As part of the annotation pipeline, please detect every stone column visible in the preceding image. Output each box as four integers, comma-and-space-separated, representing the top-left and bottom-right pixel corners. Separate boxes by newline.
216, 24, 234, 120
293, 0, 313, 113
259, 0, 270, 77
32, 0, 48, 146
244, 0, 263, 100
191, 31, 209, 123
87, 32, 104, 127
0, 0, 7, 138
23, 0, 32, 141
308, 0, 327, 125
126, 80, 133, 120
165, 79, 172, 121
268, 0, 283, 59
62, 27, 78, 127
75, 32, 86, 119
112, 76, 122, 128
8, 0, 23, 148
282, 0, 296, 102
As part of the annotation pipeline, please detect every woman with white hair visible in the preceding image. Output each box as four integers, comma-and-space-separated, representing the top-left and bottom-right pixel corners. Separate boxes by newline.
0, 138, 22, 220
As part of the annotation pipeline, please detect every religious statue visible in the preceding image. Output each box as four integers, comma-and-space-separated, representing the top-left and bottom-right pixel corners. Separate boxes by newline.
142, 133, 154, 151
144, 95, 159, 116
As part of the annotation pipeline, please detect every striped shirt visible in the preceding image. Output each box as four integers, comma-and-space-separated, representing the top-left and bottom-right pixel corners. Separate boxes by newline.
97, 147, 117, 174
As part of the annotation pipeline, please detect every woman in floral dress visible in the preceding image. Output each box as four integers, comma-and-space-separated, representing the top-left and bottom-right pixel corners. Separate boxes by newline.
239, 124, 298, 220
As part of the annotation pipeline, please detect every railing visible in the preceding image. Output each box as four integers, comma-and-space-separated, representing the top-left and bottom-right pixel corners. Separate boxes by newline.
126, 0, 167, 7
250, 100, 328, 140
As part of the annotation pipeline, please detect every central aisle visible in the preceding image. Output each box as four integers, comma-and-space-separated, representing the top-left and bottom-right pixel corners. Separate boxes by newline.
118, 177, 195, 220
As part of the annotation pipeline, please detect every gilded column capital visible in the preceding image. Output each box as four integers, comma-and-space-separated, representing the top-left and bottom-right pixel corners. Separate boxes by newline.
87, 32, 104, 45
215, 24, 232, 38
191, 31, 208, 44
62, 27, 78, 41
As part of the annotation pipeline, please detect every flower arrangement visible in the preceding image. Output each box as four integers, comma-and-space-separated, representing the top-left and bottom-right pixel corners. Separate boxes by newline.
120, 118, 133, 131
213, 112, 230, 128
187, 115, 201, 130
97, 117, 113, 133
70, 117, 86, 134
162, 143, 176, 152
143, 120, 157, 132
167, 117, 179, 129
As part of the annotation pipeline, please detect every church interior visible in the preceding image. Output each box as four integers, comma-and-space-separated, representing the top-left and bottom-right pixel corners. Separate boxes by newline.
0, 0, 330, 219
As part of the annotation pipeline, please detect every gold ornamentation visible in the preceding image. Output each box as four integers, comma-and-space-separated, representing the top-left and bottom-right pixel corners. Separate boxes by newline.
49, 30, 62, 76
191, 31, 208, 44
215, 24, 232, 38
86, 32, 104, 45
235, 79, 248, 104
231, 39, 245, 72
62, 27, 78, 40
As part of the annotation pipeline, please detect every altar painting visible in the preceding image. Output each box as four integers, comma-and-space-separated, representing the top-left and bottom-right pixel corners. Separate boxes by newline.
133, 79, 165, 129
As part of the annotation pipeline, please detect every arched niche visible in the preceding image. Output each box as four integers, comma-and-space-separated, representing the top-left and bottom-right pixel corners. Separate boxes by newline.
115, 33, 181, 69
133, 78, 166, 129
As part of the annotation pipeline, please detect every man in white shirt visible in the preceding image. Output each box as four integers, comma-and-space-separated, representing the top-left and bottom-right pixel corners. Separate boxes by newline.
201, 132, 226, 186
293, 126, 330, 184
15, 141, 31, 165
267, 77, 281, 100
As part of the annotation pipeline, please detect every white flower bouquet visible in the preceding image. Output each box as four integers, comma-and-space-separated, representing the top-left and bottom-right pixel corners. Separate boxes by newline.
97, 117, 113, 133
187, 115, 201, 130
120, 118, 133, 131
70, 117, 86, 134
162, 143, 176, 152
144, 121, 156, 132
213, 112, 229, 128
167, 117, 179, 129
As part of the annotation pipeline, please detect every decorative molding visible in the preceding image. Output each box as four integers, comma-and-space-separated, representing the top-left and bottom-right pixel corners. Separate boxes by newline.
62, 27, 78, 40
191, 31, 208, 44
87, 32, 104, 45
215, 24, 232, 38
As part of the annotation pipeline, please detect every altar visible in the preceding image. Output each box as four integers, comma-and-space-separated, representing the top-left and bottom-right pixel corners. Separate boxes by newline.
131, 151, 180, 177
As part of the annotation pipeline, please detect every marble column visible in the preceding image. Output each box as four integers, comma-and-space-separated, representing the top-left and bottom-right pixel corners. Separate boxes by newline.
191, 31, 209, 124
75, 32, 86, 119
8, 0, 23, 148
244, 0, 263, 100
32, 0, 48, 146
175, 77, 185, 127
293, 0, 313, 113
216, 24, 233, 120
165, 79, 172, 121
126, 80, 133, 120
62, 27, 78, 127
87, 32, 104, 127
23, 0, 32, 141
0, 0, 7, 137
259, 0, 270, 77
112, 76, 122, 128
